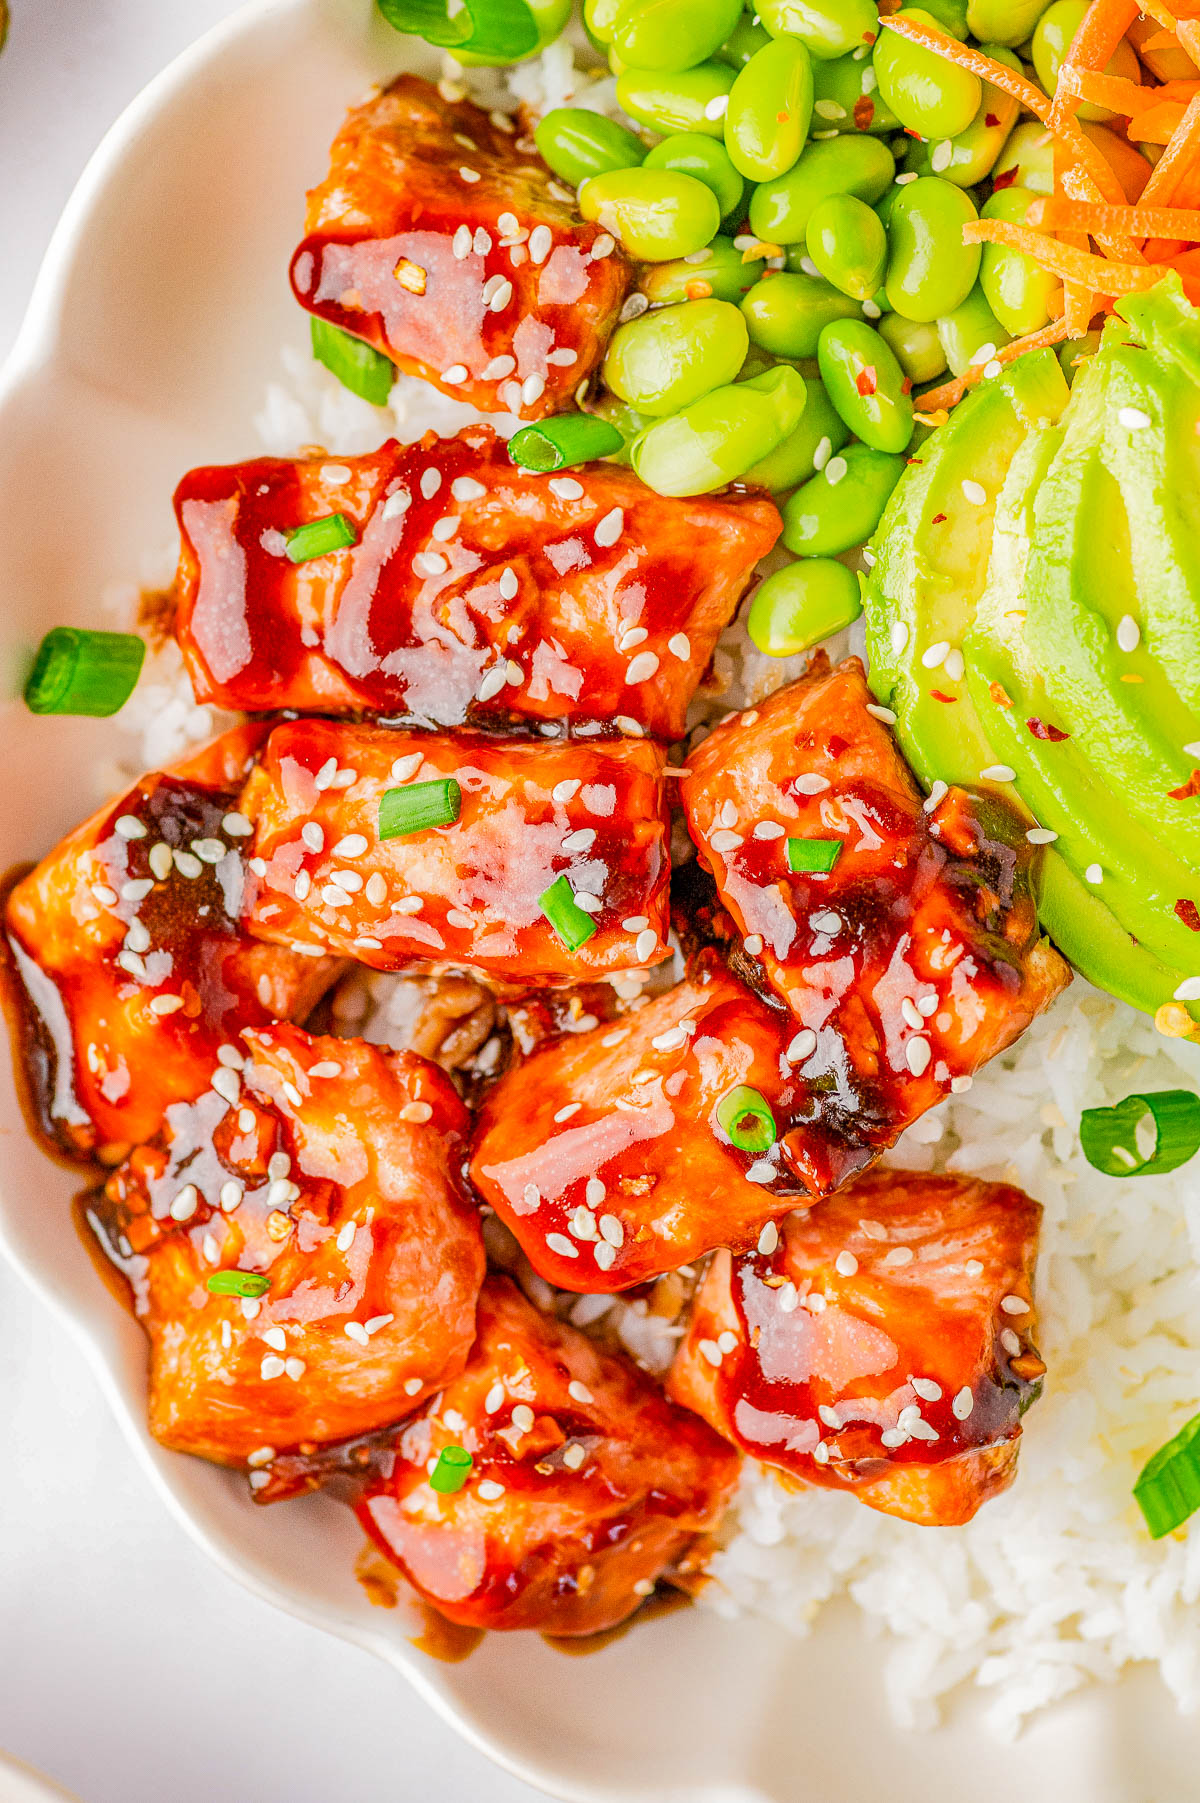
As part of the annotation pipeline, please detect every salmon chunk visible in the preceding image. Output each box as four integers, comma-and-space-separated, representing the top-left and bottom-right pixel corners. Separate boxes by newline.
3, 727, 338, 1161
88, 1026, 485, 1468
470, 957, 879, 1293
240, 720, 672, 984
356, 1277, 740, 1634
669, 1167, 1044, 1525
172, 428, 780, 734
680, 655, 1070, 1140
290, 76, 633, 418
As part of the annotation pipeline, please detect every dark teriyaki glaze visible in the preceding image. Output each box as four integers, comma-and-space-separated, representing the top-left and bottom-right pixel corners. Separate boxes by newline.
3, 725, 338, 1161
669, 1168, 1045, 1526
172, 427, 780, 732
289, 76, 633, 419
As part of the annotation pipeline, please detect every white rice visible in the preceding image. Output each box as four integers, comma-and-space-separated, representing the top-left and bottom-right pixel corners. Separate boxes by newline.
103, 39, 1200, 1740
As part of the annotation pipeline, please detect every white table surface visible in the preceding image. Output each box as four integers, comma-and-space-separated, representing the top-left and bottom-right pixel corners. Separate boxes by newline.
0, 6, 545, 1799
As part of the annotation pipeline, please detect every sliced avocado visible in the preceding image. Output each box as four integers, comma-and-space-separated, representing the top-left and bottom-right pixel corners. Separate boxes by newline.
863, 348, 1070, 792
963, 418, 1200, 979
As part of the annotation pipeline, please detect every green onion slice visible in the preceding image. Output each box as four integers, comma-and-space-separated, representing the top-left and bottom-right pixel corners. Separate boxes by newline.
379, 778, 462, 841
310, 317, 395, 407
1135, 1411, 1200, 1538
508, 415, 625, 473
24, 627, 146, 718
284, 513, 358, 564
377, 0, 538, 58
1079, 1089, 1200, 1178
716, 1085, 777, 1154
430, 1445, 474, 1494
786, 837, 843, 875
206, 1270, 272, 1299
538, 874, 598, 951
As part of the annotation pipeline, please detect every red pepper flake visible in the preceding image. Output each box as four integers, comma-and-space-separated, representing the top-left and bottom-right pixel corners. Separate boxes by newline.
1026, 717, 1070, 742
901, 376, 913, 395
931, 512, 947, 523
856, 366, 878, 397
853, 96, 876, 129
989, 681, 1013, 709
685, 279, 713, 299
1175, 899, 1200, 932
1169, 769, 1200, 800
930, 690, 957, 703
776, 109, 790, 122
985, 112, 1000, 127
993, 166, 1018, 190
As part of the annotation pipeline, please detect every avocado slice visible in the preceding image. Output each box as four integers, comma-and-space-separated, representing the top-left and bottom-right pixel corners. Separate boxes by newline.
863, 348, 1070, 791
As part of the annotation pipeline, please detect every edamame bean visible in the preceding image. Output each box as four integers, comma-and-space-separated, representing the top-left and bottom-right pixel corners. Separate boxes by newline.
905, 49, 1021, 187
534, 109, 646, 188
878, 312, 947, 382
966, 0, 1051, 47
715, 13, 772, 69
630, 365, 808, 495
747, 558, 862, 657
645, 133, 744, 218
741, 271, 861, 357
578, 167, 721, 259
812, 52, 900, 134
806, 193, 887, 300
1058, 328, 1103, 384
749, 134, 895, 244
639, 234, 761, 303
873, 9, 981, 140
884, 175, 980, 321
914, 0, 968, 39
585, 393, 646, 463
757, 0, 879, 62
782, 443, 906, 554
979, 186, 1059, 336
610, 0, 743, 74
992, 120, 1055, 196
725, 37, 814, 182
742, 378, 850, 489
616, 63, 735, 137
817, 317, 914, 451
583, 0, 623, 42
935, 284, 1010, 375
604, 298, 749, 415
1033, 1, 1140, 122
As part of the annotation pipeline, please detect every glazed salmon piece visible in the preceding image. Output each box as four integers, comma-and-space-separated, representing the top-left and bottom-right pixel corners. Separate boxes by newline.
88, 1026, 485, 1469
668, 1167, 1044, 1526
240, 719, 672, 984
470, 956, 880, 1294
290, 76, 633, 419
171, 428, 780, 733
3, 726, 339, 1161
356, 1276, 741, 1634
680, 655, 1070, 1136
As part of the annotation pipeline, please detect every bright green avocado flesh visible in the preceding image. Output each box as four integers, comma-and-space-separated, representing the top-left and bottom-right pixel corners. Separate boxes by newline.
863, 274, 1200, 1024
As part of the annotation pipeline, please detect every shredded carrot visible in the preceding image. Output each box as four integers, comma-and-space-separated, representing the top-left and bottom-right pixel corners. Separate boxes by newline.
1058, 68, 1161, 113
1027, 195, 1200, 237
1064, 281, 1096, 334
1050, 0, 1140, 129
962, 220, 1169, 294
915, 319, 1072, 416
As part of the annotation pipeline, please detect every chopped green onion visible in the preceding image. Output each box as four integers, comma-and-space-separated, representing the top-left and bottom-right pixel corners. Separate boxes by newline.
716, 1085, 777, 1154
284, 513, 358, 564
24, 627, 146, 718
310, 317, 395, 407
786, 837, 843, 875
1134, 1411, 1200, 1538
538, 874, 598, 951
377, 0, 538, 58
206, 1270, 272, 1299
430, 1445, 474, 1494
379, 778, 462, 841
508, 415, 626, 473
1079, 1089, 1200, 1178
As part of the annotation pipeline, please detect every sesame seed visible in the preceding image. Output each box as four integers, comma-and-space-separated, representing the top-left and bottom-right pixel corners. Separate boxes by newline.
623, 915, 649, 932
241, 1298, 261, 1321
744, 934, 764, 955
1118, 406, 1151, 429
554, 1102, 582, 1123
498, 566, 519, 601
1116, 614, 1140, 652
923, 779, 948, 814
890, 621, 909, 655
262, 1326, 287, 1352
625, 651, 659, 684
148, 841, 173, 880
441, 365, 469, 386
862, 298, 882, 320
961, 480, 987, 506
550, 476, 584, 500
478, 666, 509, 702
965, 1259, 983, 1276
211, 1067, 240, 1105
824, 455, 848, 486
981, 763, 1016, 782
865, 703, 896, 723
114, 814, 146, 840
950, 1074, 973, 1094
931, 140, 953, 172
594, 507, 624, 548
562, 827, 596, 853
459, 165, 480, 183
952, 1387, 974, 1420
835, 1251, 858, 1276
594, 1242, 617, 1271
757, 1220, 779, 1255
546, 1232, 579, 1258
745, 1159, 775, 1184
260, 1356, 285, 1381
1026, 827, 1059, 845
511, 1404, 536, 1434
793, 773, 830, 795
635, 928, 658, 962
529, 224, 553, 264
174, 850, 202, 879
704, 93, 729, 119
598, 1214, 624, 1248
1000, 1294, 1029, 1315
248, 1446, 275, 1468
699, 1339, 723, 1367
895, 171, 918, 185
905, 1037, 931, 1076
169, 1185, 199, 1222
785, 1028, 817, 1063
192, 837, 226, 863
591, 232, 616, 259
149, 994, 183, 1016
344, 1321, 369, 1346
404, 1377, 423, 1395
921, 640, 949, 669
883, 1246, 914, 1266
810, 908, 841, 935
522, 373, 546, 406
911, 1377, 942, 1402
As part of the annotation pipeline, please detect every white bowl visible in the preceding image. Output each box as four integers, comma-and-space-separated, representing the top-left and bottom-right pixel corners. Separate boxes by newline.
1, 4, 1198, 1797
